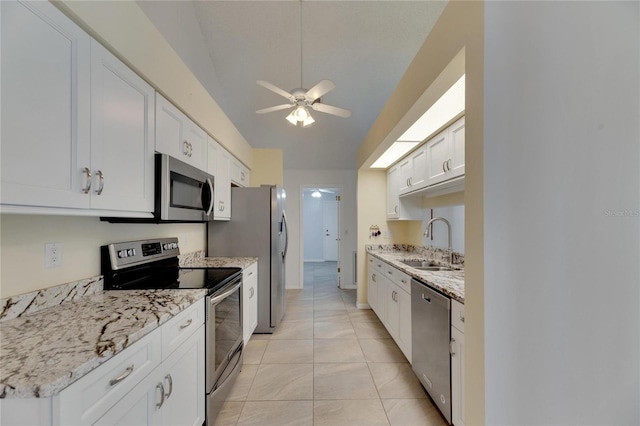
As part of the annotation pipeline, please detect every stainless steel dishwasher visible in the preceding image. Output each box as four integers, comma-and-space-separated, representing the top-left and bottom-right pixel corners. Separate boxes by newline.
411, 279, 452, 424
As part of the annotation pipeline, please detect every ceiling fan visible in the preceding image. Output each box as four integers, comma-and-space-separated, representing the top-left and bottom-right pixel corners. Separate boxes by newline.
255, 0, 351, 127
256, 79, 351, 127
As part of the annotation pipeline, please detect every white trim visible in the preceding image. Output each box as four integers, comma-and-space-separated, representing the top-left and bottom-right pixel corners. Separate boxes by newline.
304, 259, 325, 263
356, 303, 371, 310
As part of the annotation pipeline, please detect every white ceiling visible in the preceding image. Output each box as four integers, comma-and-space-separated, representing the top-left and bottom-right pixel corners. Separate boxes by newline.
138, 1, 447, 170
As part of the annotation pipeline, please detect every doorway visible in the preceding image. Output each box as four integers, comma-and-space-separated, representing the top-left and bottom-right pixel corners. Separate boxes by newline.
302, 187, 341, 288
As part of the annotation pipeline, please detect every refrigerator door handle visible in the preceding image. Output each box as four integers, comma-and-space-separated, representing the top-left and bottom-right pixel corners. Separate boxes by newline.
282, 211, 289, 259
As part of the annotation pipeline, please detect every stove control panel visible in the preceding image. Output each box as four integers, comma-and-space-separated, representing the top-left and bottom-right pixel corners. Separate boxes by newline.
104, 237, 180, 270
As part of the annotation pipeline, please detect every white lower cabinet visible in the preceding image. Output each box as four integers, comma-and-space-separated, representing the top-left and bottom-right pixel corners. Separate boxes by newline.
451, 299, 465, 426
243, 262, 259, 344
367, 254, 411, 362
1, 301, 205, 426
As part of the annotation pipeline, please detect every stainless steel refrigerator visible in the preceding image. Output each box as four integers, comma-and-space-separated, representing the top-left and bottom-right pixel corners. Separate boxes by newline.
208, 185, 288, 333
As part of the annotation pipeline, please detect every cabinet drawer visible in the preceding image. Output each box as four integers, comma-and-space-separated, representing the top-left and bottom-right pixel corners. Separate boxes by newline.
56, 329, 161, 425
244, 262, 258, 280
384, 264, 412, 294
370, 256, 385, 274
451, 299, 465, 333
161, 300, 204, 359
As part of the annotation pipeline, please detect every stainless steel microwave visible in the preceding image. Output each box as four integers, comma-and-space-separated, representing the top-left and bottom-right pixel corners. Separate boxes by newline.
155, 153, 214, 222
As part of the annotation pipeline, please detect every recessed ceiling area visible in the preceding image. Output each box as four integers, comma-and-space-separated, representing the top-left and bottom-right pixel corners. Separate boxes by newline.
137, 1, 448, 170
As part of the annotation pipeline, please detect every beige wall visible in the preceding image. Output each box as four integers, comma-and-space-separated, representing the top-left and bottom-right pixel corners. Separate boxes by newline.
356, 1, 484, 422
0, 214, 205, 298
251, 149, 284, 187
52, 0, 252, 167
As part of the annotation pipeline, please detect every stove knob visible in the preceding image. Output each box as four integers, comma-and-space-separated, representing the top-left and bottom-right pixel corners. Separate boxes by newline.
173, 243, 178, 249
163, 244, 168, 250
132, 248, 136, 256
119, 250, 127, 258
128, 249, 134, 256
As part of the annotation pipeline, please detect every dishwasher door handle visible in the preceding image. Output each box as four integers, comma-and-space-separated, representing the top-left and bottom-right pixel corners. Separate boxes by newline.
422, 293, 431, 303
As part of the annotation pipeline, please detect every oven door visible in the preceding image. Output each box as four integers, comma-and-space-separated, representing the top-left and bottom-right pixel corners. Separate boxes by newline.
205, 276, 243, 393
157, 154, 214, 222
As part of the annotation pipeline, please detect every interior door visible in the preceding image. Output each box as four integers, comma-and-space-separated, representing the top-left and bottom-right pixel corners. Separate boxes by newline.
323, 199, 339, 262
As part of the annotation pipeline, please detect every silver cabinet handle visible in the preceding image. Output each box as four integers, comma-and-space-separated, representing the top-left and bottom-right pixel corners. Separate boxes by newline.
401, 279, 407, 284
249, 287, 255, 298
188, 142, 193, 158
164, 374, 173, 399
460, 313, 465, 323
443, 161, 447, 173
247, 271, 254, 277
447, 158, 452, 171
180, 318, 193, 329
450, 339, 456, 357
82, 167, 92, 194
109, 365, 134, 386
95, 170, 104, 195
394, 205, 398, 214
183, 140, 189, 156
387, 270, 392, 275
372, 273, 376, 282
156, 383, 165, 409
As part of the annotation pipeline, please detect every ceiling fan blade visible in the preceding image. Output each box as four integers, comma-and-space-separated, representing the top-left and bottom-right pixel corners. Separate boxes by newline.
312, 102, 352, 118
256, 104, 293, 114
257, 80, 295, 102
305, 80, 335, 101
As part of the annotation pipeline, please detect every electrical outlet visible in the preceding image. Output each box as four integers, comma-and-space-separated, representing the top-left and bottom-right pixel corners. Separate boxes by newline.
45, 243, 62, 268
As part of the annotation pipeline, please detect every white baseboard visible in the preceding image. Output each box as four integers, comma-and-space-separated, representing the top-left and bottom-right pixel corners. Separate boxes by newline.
356, 303, 371, 309
340, 285, 357, 290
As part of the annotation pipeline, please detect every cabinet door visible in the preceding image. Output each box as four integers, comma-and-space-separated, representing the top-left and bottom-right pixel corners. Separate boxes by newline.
398, 157, 412, 194
451, 326, 465, 426
184, 121, 208, 172
409, 145, 428, 191
426, 129, 449, 186
448, 116, 465, 178
231, 158, 250, 187
386, 165, 400, 219
215, 142, 232, 220
385, 280, 400, 339
89, 40, 154, 212
1, 0, 91, 209
397, 288, 412, 362
159, 326, 205, 426
367, 264, 379, 315
155, 93, 185, 159
243, 263, 259, 344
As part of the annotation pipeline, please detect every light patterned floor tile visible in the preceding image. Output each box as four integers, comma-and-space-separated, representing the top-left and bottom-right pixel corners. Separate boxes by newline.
212, 401, 245, 426
382, 398, 448, 426
243, 339, 268, 364
314, 363, 379, 400
314, 339, 365, 363
368, 363, 428, 399
359, 338, 408, 363
314, 320, 357, 339
313, 399, 390, 426
261, 339, 313, 364
272, 319, 314, 340
352, 319, 392, 339
237, 401, 313, 425
247, 363, 313, 401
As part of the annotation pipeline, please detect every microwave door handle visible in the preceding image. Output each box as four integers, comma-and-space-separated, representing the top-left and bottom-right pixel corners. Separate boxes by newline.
203, 178, 214, 216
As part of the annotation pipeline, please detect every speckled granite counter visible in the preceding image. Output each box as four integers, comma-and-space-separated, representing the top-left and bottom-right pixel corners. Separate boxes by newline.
367, 247, 465, 303
0, 289, 206, 399
182, 256, 258, 270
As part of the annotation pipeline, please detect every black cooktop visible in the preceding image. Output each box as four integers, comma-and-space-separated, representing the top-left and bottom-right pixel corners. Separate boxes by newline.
101, 237, 242, 293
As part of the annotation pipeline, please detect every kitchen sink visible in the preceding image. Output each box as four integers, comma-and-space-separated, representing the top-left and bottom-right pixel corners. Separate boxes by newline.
401, 260, 456, 271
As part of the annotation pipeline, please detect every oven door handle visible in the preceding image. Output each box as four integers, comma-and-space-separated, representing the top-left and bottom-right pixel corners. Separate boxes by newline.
209, 280, 242, 305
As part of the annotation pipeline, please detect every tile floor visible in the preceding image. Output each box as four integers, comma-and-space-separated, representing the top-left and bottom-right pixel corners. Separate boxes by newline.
214, 262, 448, 426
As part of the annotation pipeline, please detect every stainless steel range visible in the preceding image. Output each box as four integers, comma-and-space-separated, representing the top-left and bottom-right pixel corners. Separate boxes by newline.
102, 237, 243, 426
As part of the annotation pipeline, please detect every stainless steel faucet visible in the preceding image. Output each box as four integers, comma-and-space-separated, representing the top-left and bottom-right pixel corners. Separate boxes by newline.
424, 217, 453, 266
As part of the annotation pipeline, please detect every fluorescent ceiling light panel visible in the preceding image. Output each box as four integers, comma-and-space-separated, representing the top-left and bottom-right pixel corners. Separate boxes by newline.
398, 74, 465, 142
371, 141, 420, 168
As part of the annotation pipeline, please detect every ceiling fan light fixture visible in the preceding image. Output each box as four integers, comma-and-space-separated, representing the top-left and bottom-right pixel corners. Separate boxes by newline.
294, 105, 309, 120
302, 114, 315, 127
285, 111, 298, 125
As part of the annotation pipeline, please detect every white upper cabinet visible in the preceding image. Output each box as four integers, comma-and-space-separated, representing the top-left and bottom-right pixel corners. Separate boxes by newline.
155, 93, 207, 172
89, 40, 155, 213
231, 157, 250, 187
1, 0, 91, 209
398, 144, 428, 196
426, 116, 465, 187
386, 164, 421, 221
208, 137, 231, 220
1, 1, 154, 215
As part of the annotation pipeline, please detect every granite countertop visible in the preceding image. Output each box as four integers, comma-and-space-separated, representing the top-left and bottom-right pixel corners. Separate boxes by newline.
182, 256, 258, 269
0, 289, 206, 399
368, 250, 465, 303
